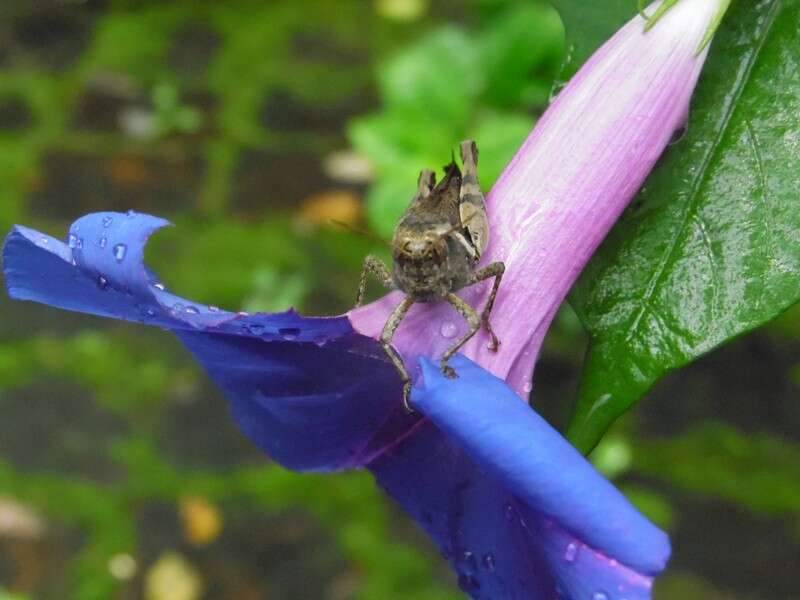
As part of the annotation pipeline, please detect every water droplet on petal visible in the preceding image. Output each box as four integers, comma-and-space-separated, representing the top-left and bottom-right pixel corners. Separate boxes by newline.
68, 233, 78, 248
461, 551, 477, 572
184, 305, 199, 314
97, 275, 109, 290
172, 303, 184, 314
439, 320, 458, 339
669, 123, 688, 145
113, 243, 127, 262
248, 324, 265, 336
38, 237, 49, 245
564, 542, 578, 563
102, 216, 113, 227
126, 209, 136, 218
481, 553, 496, 572
592, 592, 609, 600
152, 282, 165, 291
98, 236, 107, 249
208, 305, 220, 312
145, 308, 156, 317
279, 327, 300, 340
457, 574, 481, 592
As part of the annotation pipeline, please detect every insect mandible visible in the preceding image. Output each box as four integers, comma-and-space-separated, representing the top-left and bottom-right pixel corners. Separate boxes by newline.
355, 140, 505, 410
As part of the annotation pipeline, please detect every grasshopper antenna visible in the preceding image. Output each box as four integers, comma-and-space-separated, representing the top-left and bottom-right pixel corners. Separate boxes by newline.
329, 219, 391, 247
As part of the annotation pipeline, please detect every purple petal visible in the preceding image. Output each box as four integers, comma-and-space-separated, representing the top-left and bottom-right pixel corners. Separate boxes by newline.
350, 0, 721, 397
3, 212, 417, 470
370, 355, 668, 599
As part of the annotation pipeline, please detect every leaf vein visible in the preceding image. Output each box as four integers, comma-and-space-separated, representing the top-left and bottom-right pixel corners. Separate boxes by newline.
625, 0, 780, 342
744, 118, 775, 313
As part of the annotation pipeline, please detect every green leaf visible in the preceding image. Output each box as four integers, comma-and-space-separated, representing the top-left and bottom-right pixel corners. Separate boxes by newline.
633, 423, 800, 517
567, 0, 800, 452
477, 3, 564, 108
548, 0, 634, 82
378, 26, 480, 126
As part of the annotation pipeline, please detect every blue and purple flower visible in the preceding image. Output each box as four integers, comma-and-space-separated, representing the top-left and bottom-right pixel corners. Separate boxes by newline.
3, 1, 724, 597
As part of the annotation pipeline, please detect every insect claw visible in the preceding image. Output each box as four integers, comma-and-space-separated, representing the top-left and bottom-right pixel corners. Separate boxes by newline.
440, 363, 458, 379
401, 381, 414, 413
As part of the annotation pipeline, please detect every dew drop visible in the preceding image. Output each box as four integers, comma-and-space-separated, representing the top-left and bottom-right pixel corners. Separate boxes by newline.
184, 305, 199, 314
439, 320, 458, 339
152, 282, 166, 291
457, 574, 481, 592
592, 592, 609, 600
523, 380, 532, 393
102, 216, 113, 227
669, 123, 688, 145
172, 303, 184, 313
98, 236, 107, 249
126, 209, 136, 218
461, 551, 477, 572
38, 237, 49, 245
208, 305, 220, 312
97, 275, 109, 290
113, 243, 127, 262
67, 233, 78, 248
564, 542, 578, 563
76, 237, 83, 249
248, 324, 265, 336
145, 308, 156, 317
481, 553, 496, 572
279, 327, 300, 340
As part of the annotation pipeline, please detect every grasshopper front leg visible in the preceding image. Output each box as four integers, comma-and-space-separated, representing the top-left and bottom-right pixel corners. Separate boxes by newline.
355, 255, 394, 307
380, 296, 415, 411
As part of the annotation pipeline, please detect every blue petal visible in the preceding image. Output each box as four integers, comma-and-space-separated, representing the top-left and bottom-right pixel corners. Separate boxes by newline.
369, 355, 669, 599
4, 212, 416, 470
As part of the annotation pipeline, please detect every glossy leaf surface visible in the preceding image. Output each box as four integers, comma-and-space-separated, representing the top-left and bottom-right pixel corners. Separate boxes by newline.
566, 0, 800, 451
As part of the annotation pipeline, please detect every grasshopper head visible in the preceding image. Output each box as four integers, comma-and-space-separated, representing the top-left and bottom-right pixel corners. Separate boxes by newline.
394, 229, 448, 264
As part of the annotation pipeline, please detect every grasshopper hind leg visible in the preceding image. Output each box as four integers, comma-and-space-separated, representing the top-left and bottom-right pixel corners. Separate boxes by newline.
439, 292, 482, 379
470, 261, 505, 351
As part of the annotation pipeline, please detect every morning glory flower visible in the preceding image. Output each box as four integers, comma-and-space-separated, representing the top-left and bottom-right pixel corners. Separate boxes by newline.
3, 0, 723, 597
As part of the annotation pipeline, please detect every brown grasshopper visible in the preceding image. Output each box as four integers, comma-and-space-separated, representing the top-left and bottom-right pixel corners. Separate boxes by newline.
355, 140, 505, 410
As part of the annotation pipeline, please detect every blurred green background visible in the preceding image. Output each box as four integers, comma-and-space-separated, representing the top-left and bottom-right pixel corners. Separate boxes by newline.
0, 0, 798, 598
